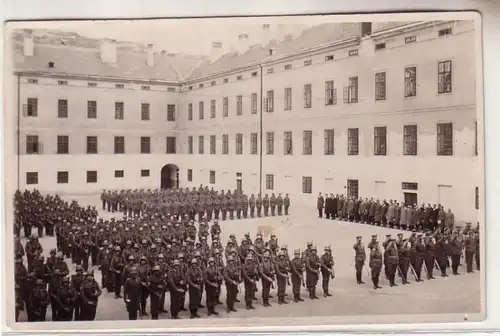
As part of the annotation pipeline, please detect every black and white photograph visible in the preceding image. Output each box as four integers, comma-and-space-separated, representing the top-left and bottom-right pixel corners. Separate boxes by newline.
3, 11, 485, 331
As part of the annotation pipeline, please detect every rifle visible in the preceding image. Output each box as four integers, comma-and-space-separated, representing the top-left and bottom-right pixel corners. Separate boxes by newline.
50, 293, 71, 312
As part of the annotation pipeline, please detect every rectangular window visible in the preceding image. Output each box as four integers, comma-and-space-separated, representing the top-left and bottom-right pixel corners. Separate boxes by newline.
57, 99, 68, 118
236, 75, 243, 81
223, 97, 229, 117
114, 170, 124, 178
266, 90, 274, 112
404, 192, 418, 206
438, 60, 452, 94
236, 95, 243, 116
86, 136, 98, 154
210, 135, 216, 154
26, 135, 39, 154
284, 88, 292, 110
87, 82, 97, 88
57, 135, 69, 154
302, 176, 312, 194
304, 59, 312, 66
87, 101, 97, 119
343, 77, 358, 103
375, 72, 386, 101
26, 98, 38, 117
210, 100, 216, 118
210, 170, 216, 184
188, 103, 193, 121
266, 174, 274, 190
115, 84, 124, 89
168, 87, 175, 92
58, 80, 68, 86
188, 136, 193, 154
437, 123, 453, 156
167, 104, 176, 121
199, 83, 204, 88
405, 36, 417, 44
166, 137, 177, 154
438, 28, 452, 36
141, 103, 150, 121
26, 172, 38, 185
222, 134, 229, 154
266, 132, 274, 155
402, 182, 418, 190
475, 187, 479, 210
404, 66, 417, 97
324, 129, 334, 155
251, 93, 258, 114
86, 170, 98, 183
140, 136, 151, 154
375, 43, 386, 50
347, 179, 359, 198
141, 169, 150, 177
28, 79, 38, 84
199, 101, 204, 120
236, 133, 243, 155
198, 136, 204, 154
267, 68, 274, 74
187, 169, 193, 182
57, 171, 69, 184
348, 128, 359, 155
303, 130, 312, 155
403, 125, 418, 155
284, 64, 292, 70
114, 136, 125, 154
115, 102, 124, 120
251, 133, 258, 155
325, 55, 334, 61
325, 80, 337, 105
304, 84, 312, 108
374, 126, 387, 156
349, 49, 359, 56
284, 131, 293, 155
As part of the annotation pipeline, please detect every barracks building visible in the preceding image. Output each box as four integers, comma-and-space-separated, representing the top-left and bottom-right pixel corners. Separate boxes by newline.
7, 20, 481, 223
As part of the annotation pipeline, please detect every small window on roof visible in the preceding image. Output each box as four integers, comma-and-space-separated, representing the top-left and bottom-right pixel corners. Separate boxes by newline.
48, 62, 55, 68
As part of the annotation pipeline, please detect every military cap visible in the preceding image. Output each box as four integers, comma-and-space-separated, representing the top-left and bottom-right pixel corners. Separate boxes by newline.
140, 255, 147, 261
50, 248, 56, 253
311, 246, 317, 252
227, 255, 234, 261
386, 234, 391, 238
158, 253, 164, 259
356, 236, 362, 239
281, 245, 288, 250
152, 265, 161, 272
307, 241, 313, 246
191, 258, 198, 264
417, 234, 423, 237
245, 255, 253, 261
208, 257, 215, 263
324, 245, 331, 251
294, 249, 301, 255
36, 279, 45, 285
128, 255, 135, 260
371, 235, 377, 238
103, 240, 109, 245
397, 233, 403, 237
173, 260, 181, 266
62, 277, 70, 283
130, 267, 138, 274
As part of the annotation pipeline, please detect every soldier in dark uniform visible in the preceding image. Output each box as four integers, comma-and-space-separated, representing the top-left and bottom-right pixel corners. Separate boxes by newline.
385, 240, 399, 287
168, 259, 185, 319
284, 194, 290, 216
320, 245, 335, 297
353, 236, 366, 284
242, 194, 249, 219
137, 256, 150, 316
424, 234, 436, 280
79, 272, 102, 321
249, 194, 256, 218
123, 267, 142, 320
242, 255, 257, 310
263, 194, 270, 217
206, 197, 213, 221
399, 239, 411, 284
223, 255, 239, 312
270, 193, 277, 216
27, 279, 50, 321
204, 257, 220, 316
367, 235, 378, 251
305, 246, 320, 300
147, 265, 165, 320
71, 266, 85, 320
464, 232, 475, 273
474, 228, 480, 270
258, 252, 274, 307
275, 251, 290, 304
48, 268, 64, 321
186, 258, 204, 318
111, 246, 124, 298
256, 194, 263, 217
213, 195, 221, 220
450, 232, 463, 275
290, 249, 304, 302
414, 234, 426, 281
317, 193, 324, 218
97, 241, 112, 292
55, 276, 78, 321
369, 241, 383, 289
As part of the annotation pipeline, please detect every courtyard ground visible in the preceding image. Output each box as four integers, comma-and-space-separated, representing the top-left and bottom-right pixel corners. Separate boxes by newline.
17, 195, 482, 323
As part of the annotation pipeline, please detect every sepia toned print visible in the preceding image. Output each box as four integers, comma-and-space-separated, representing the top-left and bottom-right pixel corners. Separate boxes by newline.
5, 13, 484, 331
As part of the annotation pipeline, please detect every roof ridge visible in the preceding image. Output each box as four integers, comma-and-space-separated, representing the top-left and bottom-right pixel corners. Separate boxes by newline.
164, 54, 183, 81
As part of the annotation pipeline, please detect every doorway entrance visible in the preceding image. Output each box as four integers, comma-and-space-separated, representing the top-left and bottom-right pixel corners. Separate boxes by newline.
160, 164, 179, 189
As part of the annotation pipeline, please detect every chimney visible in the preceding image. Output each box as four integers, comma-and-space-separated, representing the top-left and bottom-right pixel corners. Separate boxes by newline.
236, 33, 250, 54
210, 41, 224, 63
361, 22, 372, 37
100, 38, 117, 63
23, 29, 34, 57
146, 44, 154, 67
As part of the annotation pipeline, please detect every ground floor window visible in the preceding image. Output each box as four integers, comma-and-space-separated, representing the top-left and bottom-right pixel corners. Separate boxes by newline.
114, 170, 124, 178
187, 169, 193, 182
347, 179, 359, 198
57, 171, 69, 184
26, 172, 38, 185
210, 170, 216, 184
141, 169, 150, 177
86, 171, 98, 183
302, 176, 312, 194
404, 192, 418, 206
266, 174, 274, 190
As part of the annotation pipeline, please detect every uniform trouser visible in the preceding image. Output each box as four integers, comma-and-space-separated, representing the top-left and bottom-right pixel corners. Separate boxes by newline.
73, 298, 82, 320
250, 207, 255, 217
321, 271, 330, 293
318, 208, 323, 218
150, 292, 161, 319
170, 290, 182, 318
58, 307, 73, 321
425, 256, 435, 278
257, 207, 262, 217
243, 209, 248, 218
37, 225, 44, 238
261, 279, 272, 301
214, 209, 220, 219
140, 284, 149, 313
225, 282, 237, 310
160, 291, 166, 310
436, 257, 447, 275
355, 261, 364, 282
126, 302, 139, 320
465, 251, 474, 272
475, 252, 480, 270
399, 261, 409, 282
291, 275, 302, 296
384, 261, 389, 279
371, 267, 381, 286
114, 273, 122, 296
81, 253, 89, 271
106, 270, 113, 292
236, 209, 241, 219
271, 206, 276, 216
285, 206, 289, 215
23, 225, 32, 238
205, 285, 217, 312
80, 302, 97, 321
414, 258, 424, 279
277, 277, 286, 300
451, 254, 461, 274
50, 297, 60, 321
222, 210, 227, 220
264, 207, 269, 216
188, 286, 201, 316
244, 281, 255, 305
30, 308, 47, 321
386, 264, 397, 284
306, 273, 318, 297
278, 205, 282, 215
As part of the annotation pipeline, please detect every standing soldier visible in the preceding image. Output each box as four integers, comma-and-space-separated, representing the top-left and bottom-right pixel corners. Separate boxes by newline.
369, 241, 383, 289
270, 193, 277, 216
111, 247, 124, 299
259, 252, 275, 307
123, 267, 141, 320
147, 265, 165, 320
276, 193, 284, 216
186, 258, 204, 319
353, 236, 366, 284
48, 269, 64, 321
424, 234, 436, 280
55, 276, 78, 321
27, 279, 50, 321
464, 232, 475, 273
474, 227, 480, 270
317, 193, 324, 218
290, 250, 305, 302
256, 194, 263, 217
137, 256, 150, 316
450, 233, 463, 275
414, 235, 426, 281
204, 257, 220, 316
399, 239, 411, 284
235, 195, 242, 219
284, 194, 291, 216
242, 256, 257, 310
305, 246, 320, 300
242, 194, 249, 219
223, 255, 240, 313
385, 240, 399, 287
274, 251, 290, 304
263, 194, 270, 217
220, 193, 228, 221
213, 195, 221, 220
320, 246, 335, 297
168, 260, 186, 319
206, 197, 213, 221
249, 194, 256, 218
79, 272, 102, 321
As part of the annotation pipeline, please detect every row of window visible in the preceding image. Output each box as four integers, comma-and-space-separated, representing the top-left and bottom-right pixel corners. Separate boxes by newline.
25, 169, 152, 185
186, 27, 454, 92
25, 135, 177, 154
24, 98, 177, 121
187, 60, 453, 120
27, 77, 178, 92
187, 122, 469, 157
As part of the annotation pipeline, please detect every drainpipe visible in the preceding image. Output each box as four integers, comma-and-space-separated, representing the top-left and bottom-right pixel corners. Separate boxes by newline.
259, 64, 263, 197
17, 74, 21, 190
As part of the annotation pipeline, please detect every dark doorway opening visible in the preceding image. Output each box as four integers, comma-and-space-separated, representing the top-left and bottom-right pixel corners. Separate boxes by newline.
160, 164, 179, 189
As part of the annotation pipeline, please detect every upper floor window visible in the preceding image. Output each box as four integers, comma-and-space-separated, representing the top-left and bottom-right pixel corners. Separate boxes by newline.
199, 101, 204, 120
210, 100, 216, 118
57, 99, 68, 118
374, 126, 387, 156
57, 135, 69, 154
115, 102, 124, 120
437, 123, 453, 156
236, 133, 243, 155
348, 128, 359, 155
26, 135, 39, 154
250, 133, 258, 155
141, 103, 150, 121
404, 66, 417, 97
438, 60, 452, 94
167, 104, 176, 121
304, 84, 312, 108
114, 136, 125, 154
188, 103, 193, 121
403, 125, 418, 155
324, 129, 334, 155
236, 95, 243, 115
87, 100, 97, 119
303, 130, 312, 155
325, 81, 337, 105
265, 90, 274, 112
266, 132, 274, 155
25, 98, 38, 117
187, 136, 193, 154
343, 77, 358, 103
284, 88, 292, 111
222, 134, 229, 154
251, 93, 258, 114
284, 131, 293, 155
198, 136, 204, 154
223, 97, 229, 117
375, 72, 386, 101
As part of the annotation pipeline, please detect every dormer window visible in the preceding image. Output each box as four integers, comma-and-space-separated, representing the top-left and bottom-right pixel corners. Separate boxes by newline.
48, 62, 55, 68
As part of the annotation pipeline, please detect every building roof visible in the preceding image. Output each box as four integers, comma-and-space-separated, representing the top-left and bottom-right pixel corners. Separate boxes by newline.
12, 21, 418, 83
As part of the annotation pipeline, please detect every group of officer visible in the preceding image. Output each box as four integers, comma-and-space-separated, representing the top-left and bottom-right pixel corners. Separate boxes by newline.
14, 188, 337, 323
101, 187, 292, 221
317, 193, 456, 233
353, 223, 480, 290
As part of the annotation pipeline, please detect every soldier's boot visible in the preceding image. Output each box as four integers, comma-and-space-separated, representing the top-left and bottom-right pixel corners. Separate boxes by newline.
282, 296, 289, 304
293, 294, 299, 302
278, 296, 283, 305
308, 287, 314, 299
298, 294, 304, 301
324, 288, 332, 297
249, 302, 255, 310
190, 309, 197, 319
372, 278, 378, 289
313, 287, 320, 299
266, 298, 272, 307
211, 307, 219, 315
246, 302, 252, 310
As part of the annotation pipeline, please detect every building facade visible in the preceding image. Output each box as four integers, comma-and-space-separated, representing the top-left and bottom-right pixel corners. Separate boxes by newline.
9, 20, 481, 223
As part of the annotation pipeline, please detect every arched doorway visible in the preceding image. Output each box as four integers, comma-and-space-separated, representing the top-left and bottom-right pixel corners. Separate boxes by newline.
160, 164, 179, 189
